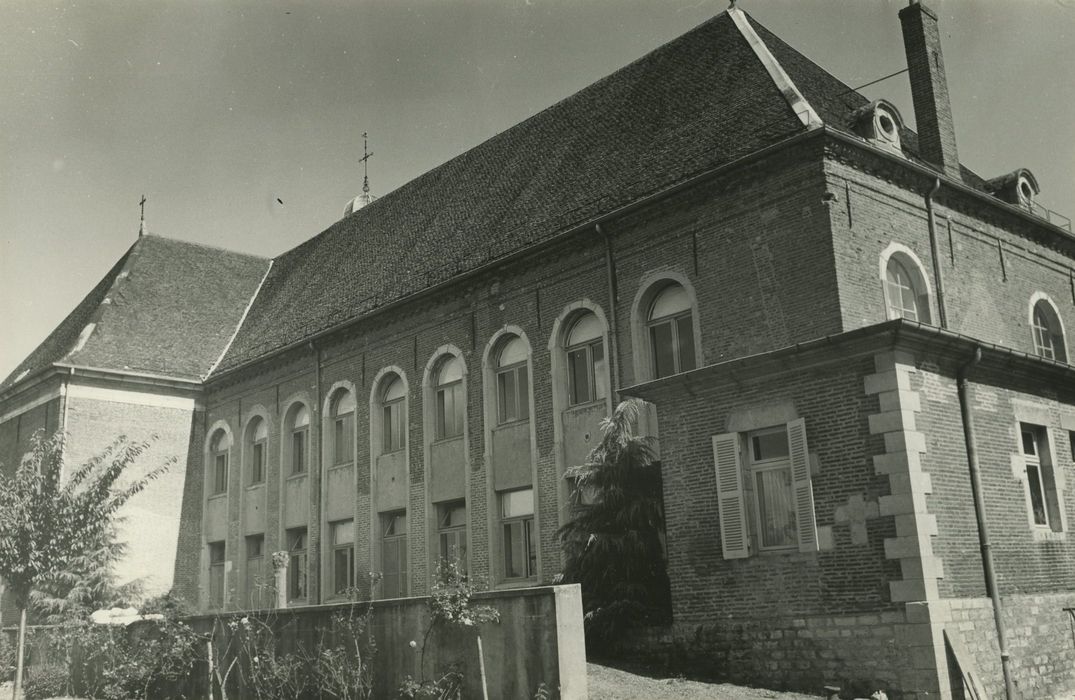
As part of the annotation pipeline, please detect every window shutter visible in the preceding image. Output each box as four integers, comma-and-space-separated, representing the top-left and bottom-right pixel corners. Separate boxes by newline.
787, 418, 818, 552
712, 433, 749, 559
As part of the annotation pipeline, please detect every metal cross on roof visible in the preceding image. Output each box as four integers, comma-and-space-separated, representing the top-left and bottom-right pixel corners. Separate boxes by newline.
359, 132, 374, 194
139, 194, 147, 237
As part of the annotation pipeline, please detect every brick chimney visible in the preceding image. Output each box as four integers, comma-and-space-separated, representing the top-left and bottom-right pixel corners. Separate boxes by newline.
899, 1, 961, 180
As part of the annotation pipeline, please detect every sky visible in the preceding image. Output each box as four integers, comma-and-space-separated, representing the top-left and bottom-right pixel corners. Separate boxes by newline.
2, 0, 1074, 381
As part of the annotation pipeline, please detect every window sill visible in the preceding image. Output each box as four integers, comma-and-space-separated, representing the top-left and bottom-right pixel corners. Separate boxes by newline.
380, 447, 406, 456
496, 577, 538, 590
328, 462, 354, 470
286, 472, 307, 482
493, 418, 530, 430
245, 482, 265, 491
207, 492, 228, 501
564, 399, 607, 413
432, 434, 465, 446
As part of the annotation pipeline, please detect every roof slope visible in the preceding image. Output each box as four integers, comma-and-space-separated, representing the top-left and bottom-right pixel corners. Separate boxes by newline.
3, 235, 269, 390
214, 9, 982, 374
217, 11, 805, 372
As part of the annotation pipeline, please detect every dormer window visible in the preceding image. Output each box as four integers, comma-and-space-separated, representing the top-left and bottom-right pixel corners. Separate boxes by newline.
849, 100, 904, 154
986, 169, 1040, 212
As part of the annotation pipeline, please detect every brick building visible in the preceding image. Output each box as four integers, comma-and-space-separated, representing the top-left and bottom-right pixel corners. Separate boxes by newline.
4, 3, 1074, 697
0, 235, 269, 621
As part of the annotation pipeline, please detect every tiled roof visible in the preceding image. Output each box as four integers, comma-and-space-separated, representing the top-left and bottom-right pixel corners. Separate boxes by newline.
202, 10, 982, 374
2, 235, 269, 390
216, 11, 810, 372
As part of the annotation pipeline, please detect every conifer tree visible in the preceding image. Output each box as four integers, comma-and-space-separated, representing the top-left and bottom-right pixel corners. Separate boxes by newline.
557, 399, 671, 651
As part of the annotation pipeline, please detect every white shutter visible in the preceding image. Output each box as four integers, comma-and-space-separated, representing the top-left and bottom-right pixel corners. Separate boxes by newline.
787, 418, 818, 552
712, 433, 749, 560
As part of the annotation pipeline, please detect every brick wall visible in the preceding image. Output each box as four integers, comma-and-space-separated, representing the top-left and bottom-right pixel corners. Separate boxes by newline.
62, 391, 195, 597
826, 156, 1075, 357
180, 142, 844, 611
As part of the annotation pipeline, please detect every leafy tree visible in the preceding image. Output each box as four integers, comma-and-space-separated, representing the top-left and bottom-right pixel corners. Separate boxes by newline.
556, 399, 671, 651
0, 430, 172, 699
30, 519, 144, 624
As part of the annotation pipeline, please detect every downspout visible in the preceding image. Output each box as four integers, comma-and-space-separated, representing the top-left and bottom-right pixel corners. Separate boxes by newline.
310, 341, 322, 605
925, 178, 948, 329
956, 347, 1013, 699
59, 367, 74, 472
598, 223, 621, 399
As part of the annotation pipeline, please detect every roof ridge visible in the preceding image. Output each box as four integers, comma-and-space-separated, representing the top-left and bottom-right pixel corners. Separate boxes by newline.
205, 259, 275, 380
271, 12, 735, 263
141, 232, 270, 261
729, 7, 820, 128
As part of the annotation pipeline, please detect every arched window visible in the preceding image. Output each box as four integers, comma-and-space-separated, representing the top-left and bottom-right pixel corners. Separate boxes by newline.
210, 429, 231, 495
246, 417, 267, 485
884, 254, 931, 323
381, 375, 407, 452
288, 404, 310, 475
565, 312, 607, 406
647, 284, 697, 379
1032, 299, 1067, 362
434, 356, 464, 439
330, 390, 356, 465
495, 336, 529, 424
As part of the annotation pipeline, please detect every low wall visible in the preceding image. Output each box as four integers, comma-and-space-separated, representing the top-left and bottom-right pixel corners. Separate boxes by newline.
937, 593, 1075, 700
179, 583, 586, 699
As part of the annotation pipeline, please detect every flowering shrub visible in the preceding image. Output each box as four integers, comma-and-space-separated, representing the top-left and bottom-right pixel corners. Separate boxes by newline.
398, 561, 499, 700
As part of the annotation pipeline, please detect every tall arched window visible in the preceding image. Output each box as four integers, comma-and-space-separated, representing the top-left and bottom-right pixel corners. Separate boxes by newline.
381, 375, 407, 452
648, 284, 697, 379
1032, 299, 1067, 362
434, 356, 464, 439
246, 417, 267, 485
565, 312, 607, 406
210, 429, 232, 495
330, 390, 356, 465
288, 404, 310, 475
884, 254, 931, 323
496, 336, 529, 424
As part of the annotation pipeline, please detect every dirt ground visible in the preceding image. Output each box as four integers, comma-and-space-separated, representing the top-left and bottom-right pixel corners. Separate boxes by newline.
587, 662, 821, 700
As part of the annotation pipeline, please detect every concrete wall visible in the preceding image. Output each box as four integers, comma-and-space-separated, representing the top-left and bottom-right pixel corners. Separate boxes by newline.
177, 584, 586, 699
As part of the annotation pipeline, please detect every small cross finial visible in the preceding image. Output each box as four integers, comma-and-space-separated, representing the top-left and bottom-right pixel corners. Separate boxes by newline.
358, 132, 374, 195
138, 194, 147, 237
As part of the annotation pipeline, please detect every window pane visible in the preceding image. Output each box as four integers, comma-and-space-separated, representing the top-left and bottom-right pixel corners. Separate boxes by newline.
676, 315, 697, 372
383, 404, 394, 450
525, 519, 536, 577
498, 370, 516, 423
504, 521, 524, 578
292, 431, 306, 474
450, 384, 463, 436
517, 367, 530, 420
251, 442, 264, 483
1022, 430, 1037, 456
568, 347, 591, 405
498, 337, 527, 367
436, 388, 448, 438
591, 341, 607, 401
501, 488, 535, 518
1027, 463, 1049, 526
332, 519, 354, 546
650, 285, 690, 319
214, 454, 228, 493
751, 430, 790, 462
756, 467, 796, 548
334, 546, 354, 594
650, 322, 675, 379
566, 313, 602, 346
246, 535, 263, 559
